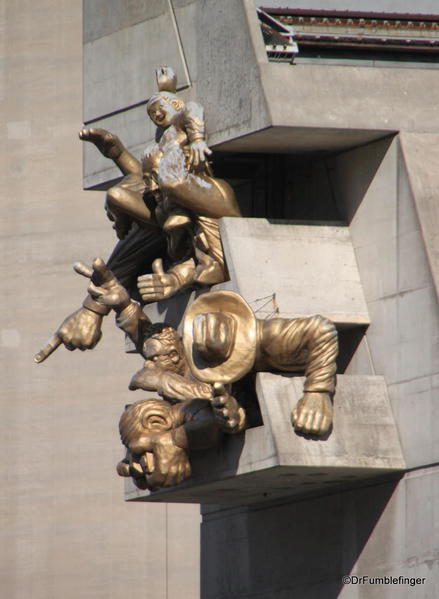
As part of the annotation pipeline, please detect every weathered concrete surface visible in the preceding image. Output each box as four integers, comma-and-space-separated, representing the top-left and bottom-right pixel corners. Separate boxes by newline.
214, 125, 392, 154
83, 0, 199, 188
84, 0, 169, 43
84, 0, 439, 186
83, 0, 272, 188
260, 62, 439, 135
132, 216, 370, 340
218, 218, 370, 325
83, 103, 158, 189
335, 136, 439, 469
84, 5, 189, 121
201, 464, 439, 599
399, 133, 439, 303
125, 375, 404, 504
0, 3, 199, 598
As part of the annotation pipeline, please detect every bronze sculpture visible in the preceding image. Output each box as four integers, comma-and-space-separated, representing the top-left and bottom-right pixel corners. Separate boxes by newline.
116, 392, 241, 490
183, 291, 338, 436
34, 66, 240, 363
80, 65, 240, 301
77, 259, 336, 488
34, 65, 339, 492
79, 259, 245, 429
73, 258, 246, 489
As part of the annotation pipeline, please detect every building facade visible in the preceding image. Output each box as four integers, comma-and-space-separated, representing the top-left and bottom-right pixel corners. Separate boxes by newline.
2, 1, 439, 598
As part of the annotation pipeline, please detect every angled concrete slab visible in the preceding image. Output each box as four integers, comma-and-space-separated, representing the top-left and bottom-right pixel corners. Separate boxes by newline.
399, 132, 439, 304
124, 374, 405, 504
218, 217, 370, 326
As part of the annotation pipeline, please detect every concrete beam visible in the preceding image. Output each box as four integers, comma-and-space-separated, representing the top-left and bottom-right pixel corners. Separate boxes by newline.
218, 217, 370, 326
125, 374, 405, 504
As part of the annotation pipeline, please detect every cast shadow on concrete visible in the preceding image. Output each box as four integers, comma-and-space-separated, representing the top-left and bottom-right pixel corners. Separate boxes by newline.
201, 474, 403, 599
337, 325, 368, 373
189, 373, 262, 481
331, 134, 396, 225
153, 289, 193, 328
189, 429, 247, 483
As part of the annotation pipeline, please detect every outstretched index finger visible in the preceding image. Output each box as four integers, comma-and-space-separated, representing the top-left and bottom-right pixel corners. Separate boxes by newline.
33, 333, 62, 363
73, 261, 93, 279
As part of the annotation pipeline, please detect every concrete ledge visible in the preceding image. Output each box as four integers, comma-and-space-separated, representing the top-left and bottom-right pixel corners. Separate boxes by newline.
124, 374, 405, 505
218, 218, 370, 326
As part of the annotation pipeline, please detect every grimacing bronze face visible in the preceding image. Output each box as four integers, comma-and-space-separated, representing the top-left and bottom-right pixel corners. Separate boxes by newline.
142, 328, 184, 374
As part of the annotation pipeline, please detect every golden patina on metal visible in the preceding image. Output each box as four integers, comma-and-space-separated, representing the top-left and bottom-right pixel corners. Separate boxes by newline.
184, 290, 338, 437
116, 386, 245, 491
34, 65, 339, 492
47, 258, 245, 490
34, 66, 240, 363
82, 65, 240, 302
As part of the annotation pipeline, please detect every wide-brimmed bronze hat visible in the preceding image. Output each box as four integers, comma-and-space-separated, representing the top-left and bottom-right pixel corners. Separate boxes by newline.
183, 290, 257, 384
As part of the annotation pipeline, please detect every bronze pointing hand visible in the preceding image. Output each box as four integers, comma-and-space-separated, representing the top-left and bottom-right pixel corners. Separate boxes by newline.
34, 258, 128, 363
33, 307, 103, 363
73, 258, 131, 312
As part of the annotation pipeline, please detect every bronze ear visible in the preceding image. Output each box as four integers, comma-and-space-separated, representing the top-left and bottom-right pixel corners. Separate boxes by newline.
140, 401, 173, 432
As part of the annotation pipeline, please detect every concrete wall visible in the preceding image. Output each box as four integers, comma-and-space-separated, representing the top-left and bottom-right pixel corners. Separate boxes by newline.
75, 2, 439, 598
0, 2, 199, 598
199, 136, 439, 599
202, 466, 439, 599
335, 136, 439, 469
83, 0, 271, 188
200, 134, 439, 598
83, 0, 439, 185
